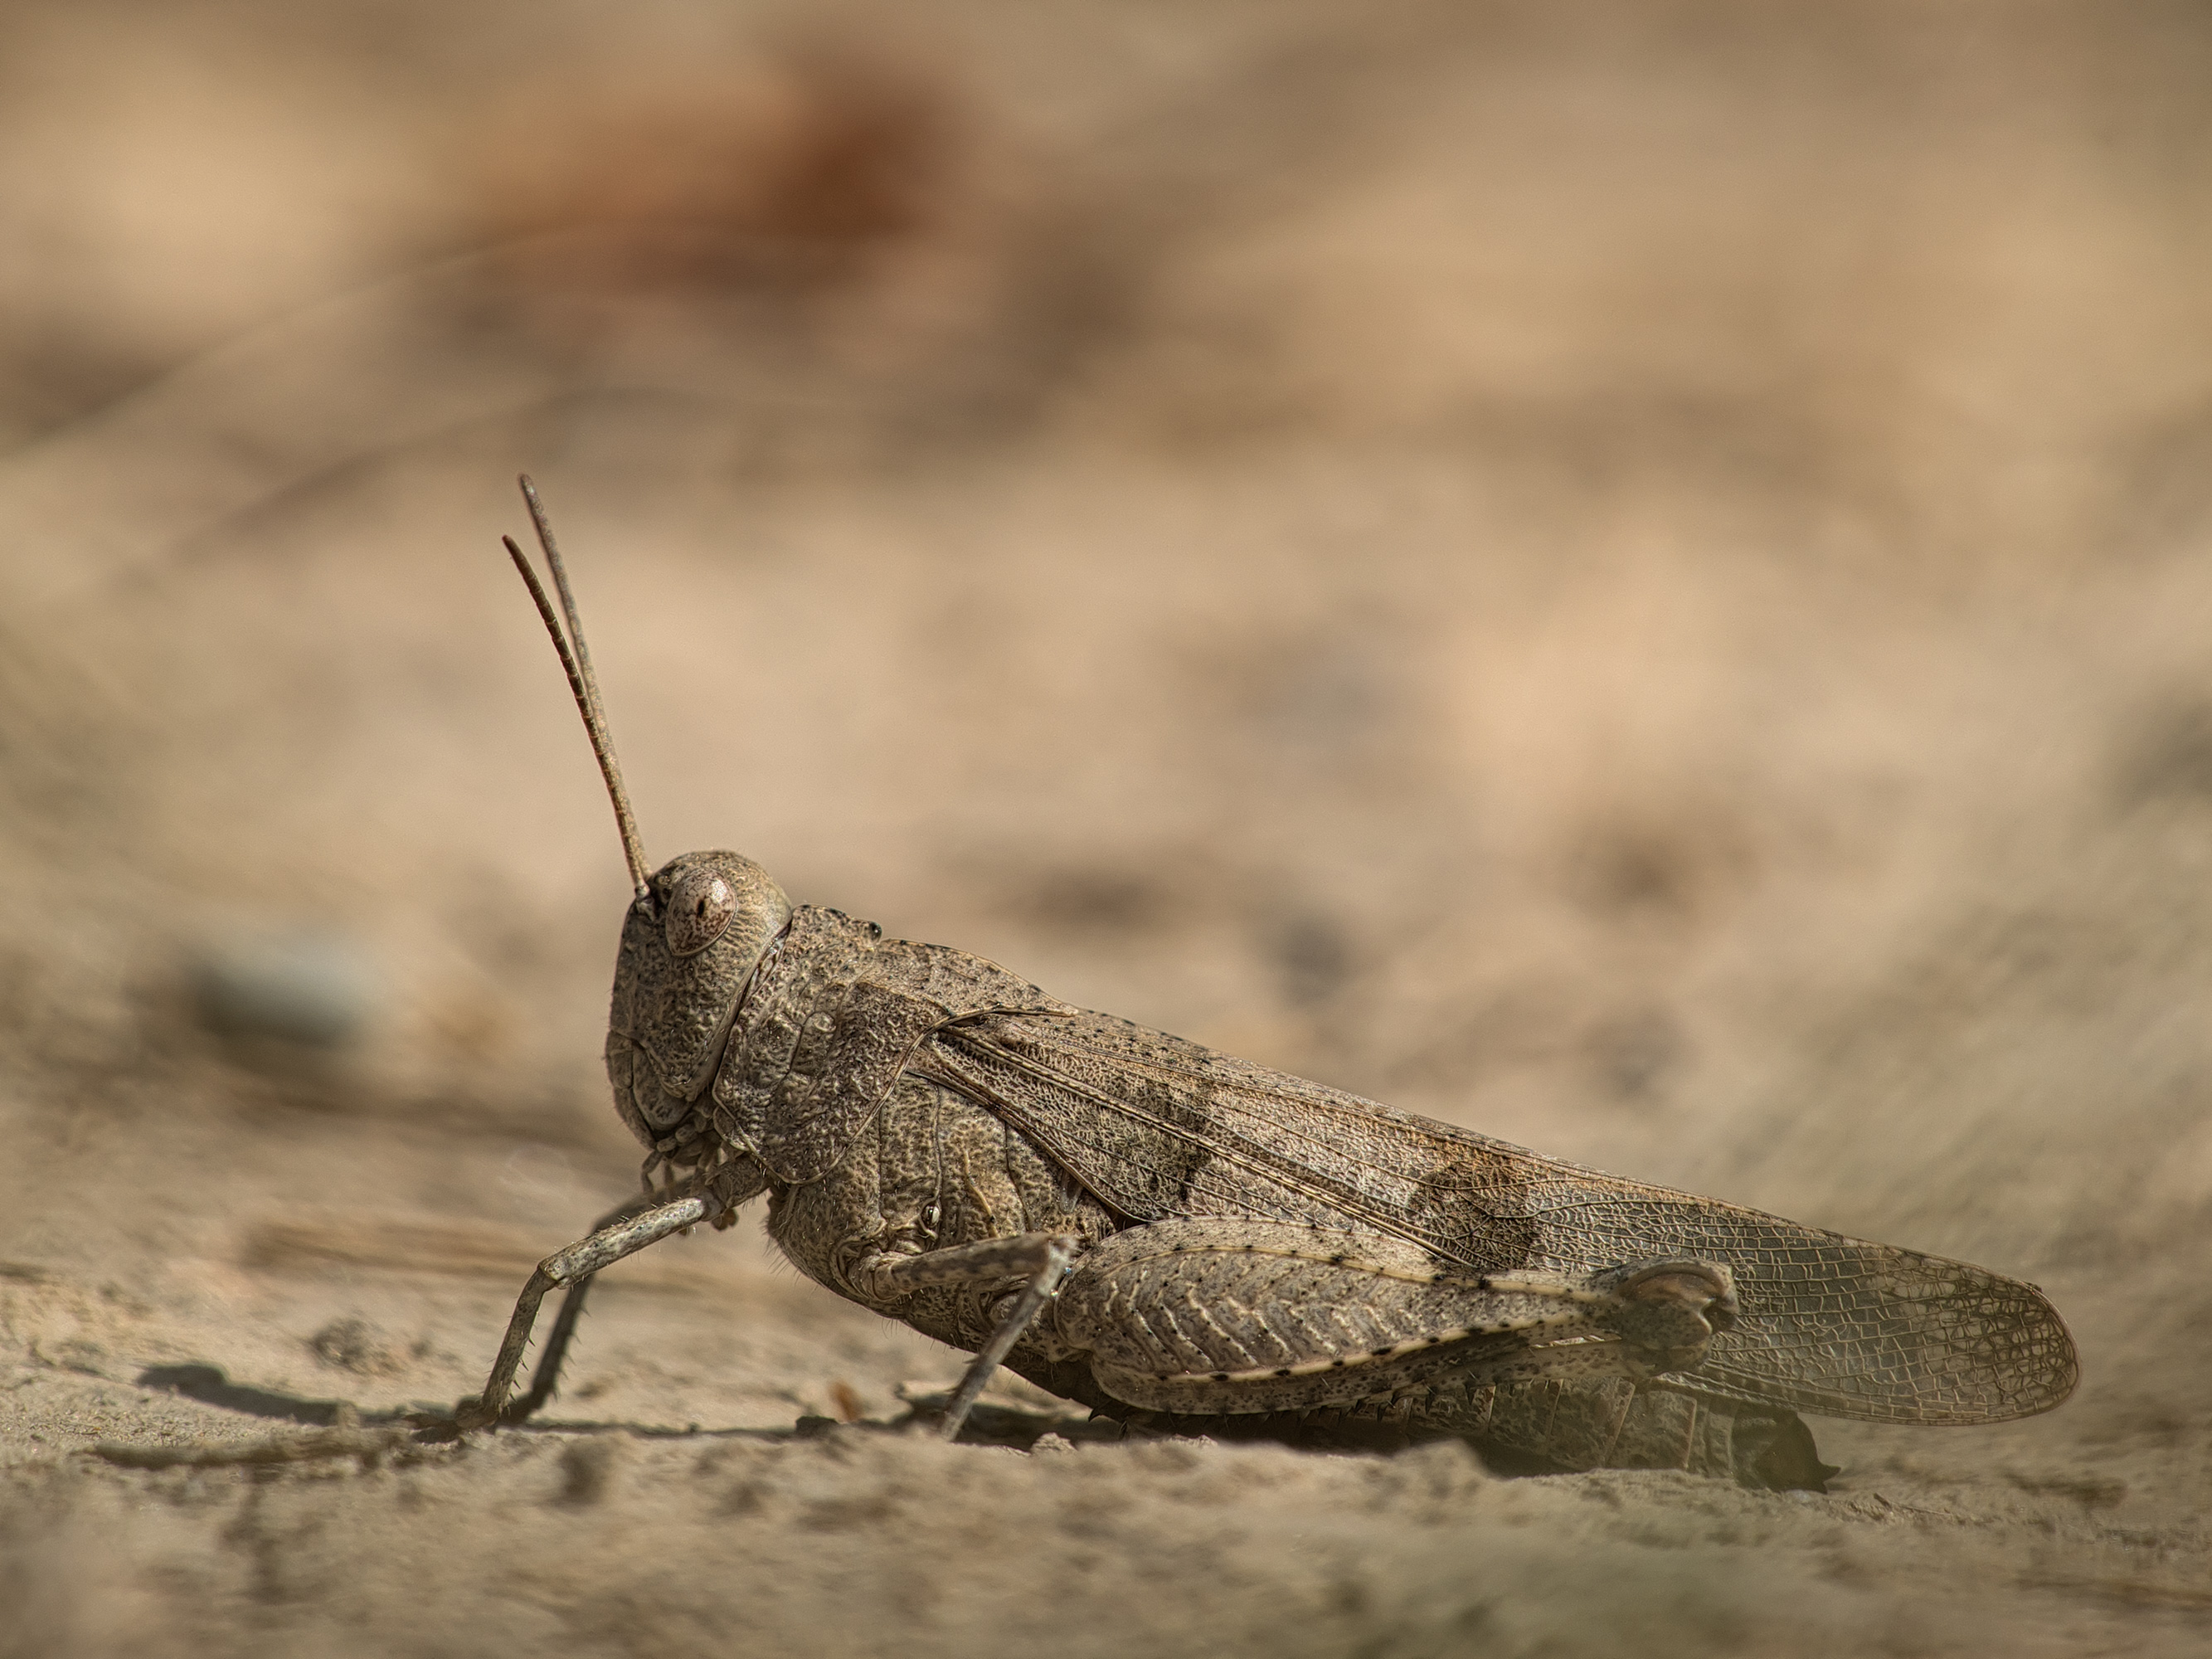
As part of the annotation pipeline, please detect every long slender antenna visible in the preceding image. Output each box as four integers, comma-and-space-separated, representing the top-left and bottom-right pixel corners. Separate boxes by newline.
503, 475, 652, 899
519, 475, 605, 731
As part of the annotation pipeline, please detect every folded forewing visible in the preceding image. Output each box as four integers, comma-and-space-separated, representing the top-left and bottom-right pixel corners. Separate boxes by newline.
923, 1012, 2076, 1424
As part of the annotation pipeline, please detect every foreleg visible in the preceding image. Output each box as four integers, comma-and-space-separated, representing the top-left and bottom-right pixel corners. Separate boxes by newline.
455, 1196, 708, 1431
491, 1194, 669, 1425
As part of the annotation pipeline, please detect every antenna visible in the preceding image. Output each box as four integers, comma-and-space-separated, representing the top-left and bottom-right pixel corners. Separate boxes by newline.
502, 474, 653, 899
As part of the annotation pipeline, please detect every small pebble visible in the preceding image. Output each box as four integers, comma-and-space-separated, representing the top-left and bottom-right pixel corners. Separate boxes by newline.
191, 926, 380, 1048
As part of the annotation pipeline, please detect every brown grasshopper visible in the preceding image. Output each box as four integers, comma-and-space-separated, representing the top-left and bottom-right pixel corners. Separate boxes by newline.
454, 476, 2077, 1487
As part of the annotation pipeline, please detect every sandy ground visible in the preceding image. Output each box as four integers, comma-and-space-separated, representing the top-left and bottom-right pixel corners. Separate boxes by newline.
4, 2, 2212, 1653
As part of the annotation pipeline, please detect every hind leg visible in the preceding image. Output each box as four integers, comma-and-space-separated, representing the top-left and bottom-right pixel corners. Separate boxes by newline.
1471, 1378, 1835, 1490
1049, 1219, 1737, 1418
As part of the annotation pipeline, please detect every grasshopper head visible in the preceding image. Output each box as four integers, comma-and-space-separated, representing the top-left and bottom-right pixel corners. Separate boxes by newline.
605, 850, 792, 1148
494, 479, 790, 1155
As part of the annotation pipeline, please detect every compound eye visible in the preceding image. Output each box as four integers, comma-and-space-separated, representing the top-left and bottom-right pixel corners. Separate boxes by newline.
664, 867, 737, 956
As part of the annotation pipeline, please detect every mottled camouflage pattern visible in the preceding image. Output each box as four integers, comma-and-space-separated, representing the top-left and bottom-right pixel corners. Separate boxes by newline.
920, 1013, 2071, 1427
610, 854, 2076, 1489
762, 1075, 1814, 1482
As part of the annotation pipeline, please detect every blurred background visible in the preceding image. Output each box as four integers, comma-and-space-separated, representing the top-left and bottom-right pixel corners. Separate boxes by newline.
5, 0, 2212, 1652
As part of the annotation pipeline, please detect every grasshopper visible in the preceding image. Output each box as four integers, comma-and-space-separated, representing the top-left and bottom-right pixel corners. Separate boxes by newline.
455, 477, 2076, 1487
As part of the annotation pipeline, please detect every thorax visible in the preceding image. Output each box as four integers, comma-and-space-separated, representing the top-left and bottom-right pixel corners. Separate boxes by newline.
764, 1069, 1116, 1345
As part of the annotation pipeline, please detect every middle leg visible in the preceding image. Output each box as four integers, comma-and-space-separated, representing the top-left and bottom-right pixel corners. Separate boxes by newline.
848, 1233, 1078, 1440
